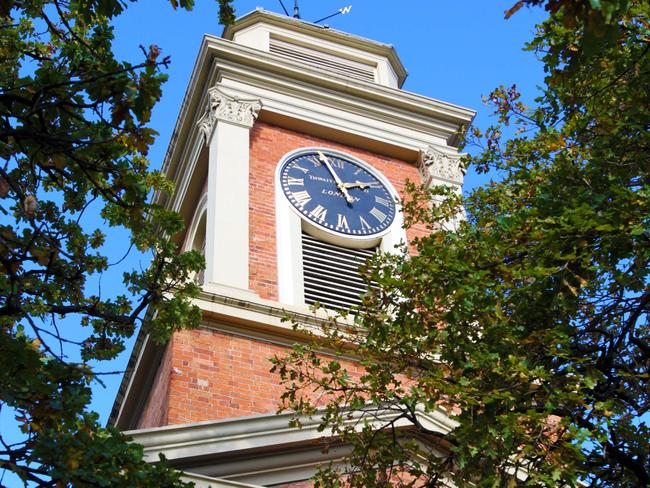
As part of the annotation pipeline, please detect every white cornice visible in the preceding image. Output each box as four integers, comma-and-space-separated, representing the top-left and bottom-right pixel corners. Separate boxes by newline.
202, 35, 471, 132
126, 407, 457, 464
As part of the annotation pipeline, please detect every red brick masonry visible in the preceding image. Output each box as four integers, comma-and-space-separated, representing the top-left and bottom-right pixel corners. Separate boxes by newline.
138, 327, 366, 427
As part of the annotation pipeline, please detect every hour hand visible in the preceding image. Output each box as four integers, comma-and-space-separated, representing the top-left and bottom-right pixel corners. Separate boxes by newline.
342, 180, 372, 189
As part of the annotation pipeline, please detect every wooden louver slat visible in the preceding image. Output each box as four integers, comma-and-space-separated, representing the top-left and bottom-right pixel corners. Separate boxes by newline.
270, 39, 376, 83
302, 232, 376, 310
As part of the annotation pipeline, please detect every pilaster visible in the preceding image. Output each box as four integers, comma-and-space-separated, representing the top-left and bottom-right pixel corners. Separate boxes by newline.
198, 87, 262, 294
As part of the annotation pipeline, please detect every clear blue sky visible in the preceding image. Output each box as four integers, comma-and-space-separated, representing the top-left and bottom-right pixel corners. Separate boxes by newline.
98, 0, 547, 422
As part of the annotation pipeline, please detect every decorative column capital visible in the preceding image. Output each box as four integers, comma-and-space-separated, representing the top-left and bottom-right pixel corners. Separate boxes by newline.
197, 87, 262, 143
418, 145, 466, 186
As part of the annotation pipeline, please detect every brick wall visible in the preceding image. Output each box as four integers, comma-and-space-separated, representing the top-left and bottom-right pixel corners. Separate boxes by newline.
164, 327, 366, 425
248, 121, 426, 300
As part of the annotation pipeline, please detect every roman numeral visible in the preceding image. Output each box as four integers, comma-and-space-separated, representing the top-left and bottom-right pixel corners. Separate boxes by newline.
359, 216, 371, 231
292, 163, 309, 174
375, 195, 391, 206
353, 168, 363, 175
336, 213, 349, 231
330, 158, 345, 169
287, 176, 304, 186
309, 204, 327, 221
307, 155, 321, 167
370, 207, 387, 223
291, 191, 311, 207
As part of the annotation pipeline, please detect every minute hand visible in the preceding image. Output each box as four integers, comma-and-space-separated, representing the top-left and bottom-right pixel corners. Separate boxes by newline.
318, 151, 354, 204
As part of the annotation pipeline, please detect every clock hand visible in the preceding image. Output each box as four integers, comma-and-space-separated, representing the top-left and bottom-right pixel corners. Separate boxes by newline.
341, 180, 372, 190
318, 151, 354, 204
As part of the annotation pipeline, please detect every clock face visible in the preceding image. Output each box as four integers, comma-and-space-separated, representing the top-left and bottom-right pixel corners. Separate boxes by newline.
279, 149, 396, 237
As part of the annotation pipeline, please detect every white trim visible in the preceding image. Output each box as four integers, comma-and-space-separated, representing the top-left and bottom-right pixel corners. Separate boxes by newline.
129, 407, 535, 486
126, 407, 457, 464
126, 407, 458, 486
111, 334, 151, 428
182, 473, 263, 488
172, 130, 204, 214
275, 173, 305, 306
183, 192, 208, 252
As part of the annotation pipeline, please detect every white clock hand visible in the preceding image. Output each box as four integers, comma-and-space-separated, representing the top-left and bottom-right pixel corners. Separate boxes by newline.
341, 181, 371, 190
318, 151, 354, 204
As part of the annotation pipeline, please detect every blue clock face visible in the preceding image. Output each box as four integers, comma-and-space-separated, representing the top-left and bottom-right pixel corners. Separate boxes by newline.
280, 149, 396, 237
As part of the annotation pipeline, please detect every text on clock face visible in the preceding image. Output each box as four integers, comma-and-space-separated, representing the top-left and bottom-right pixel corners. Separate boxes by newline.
280, 150, 396, 236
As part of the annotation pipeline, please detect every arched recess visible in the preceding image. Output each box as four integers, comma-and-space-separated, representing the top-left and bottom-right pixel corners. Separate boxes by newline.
185, 192, 208, 283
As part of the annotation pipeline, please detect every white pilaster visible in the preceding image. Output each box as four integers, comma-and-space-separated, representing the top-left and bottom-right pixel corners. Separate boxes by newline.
198, 87, 262, 294
418, 145, 467, 230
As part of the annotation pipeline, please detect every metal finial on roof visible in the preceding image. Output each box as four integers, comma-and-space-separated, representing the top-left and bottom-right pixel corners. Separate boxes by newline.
293, 0, 300, 18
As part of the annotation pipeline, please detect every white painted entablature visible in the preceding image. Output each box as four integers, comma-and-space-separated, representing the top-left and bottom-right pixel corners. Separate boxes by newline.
222, 9, 407, 88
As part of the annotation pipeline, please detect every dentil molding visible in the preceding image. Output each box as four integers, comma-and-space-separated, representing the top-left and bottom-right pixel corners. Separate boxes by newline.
419, 145, 466, 186
197, 87, 262, 142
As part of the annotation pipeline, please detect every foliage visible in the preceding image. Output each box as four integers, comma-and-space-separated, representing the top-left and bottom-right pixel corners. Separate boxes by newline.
0, 0, 233, 485
272, 1, 650, 486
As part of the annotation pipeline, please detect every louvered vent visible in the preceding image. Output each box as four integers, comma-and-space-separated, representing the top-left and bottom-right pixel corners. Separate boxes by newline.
270, 38, 376, 83
302, 232, 376, 310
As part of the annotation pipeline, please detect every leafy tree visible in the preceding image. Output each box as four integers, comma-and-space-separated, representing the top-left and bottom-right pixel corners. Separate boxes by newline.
272, 1, 649, 486
0, 0, 233, 485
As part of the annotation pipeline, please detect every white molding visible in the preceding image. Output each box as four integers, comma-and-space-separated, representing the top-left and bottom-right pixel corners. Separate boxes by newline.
183, 192, 208, 252
130, 407, 533, 486
275, 175, 305, 306
110, 334, 151, 428
126, 407, 458, 486
192, 287, 340, 336
126, 407, 457, 464
182, 473, 263, 488
217, 67, 454, 150
171, 130, 204, 215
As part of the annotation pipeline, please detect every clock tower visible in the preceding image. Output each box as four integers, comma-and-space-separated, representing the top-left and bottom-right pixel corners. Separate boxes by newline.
110, 9, 475, 487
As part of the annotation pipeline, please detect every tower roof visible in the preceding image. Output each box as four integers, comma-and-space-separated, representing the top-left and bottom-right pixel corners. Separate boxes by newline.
222, 8, 408, 88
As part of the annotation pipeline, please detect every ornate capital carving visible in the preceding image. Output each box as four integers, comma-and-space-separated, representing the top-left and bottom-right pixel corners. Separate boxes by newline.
418, 145, 466, 185
197, 87, 262, 143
